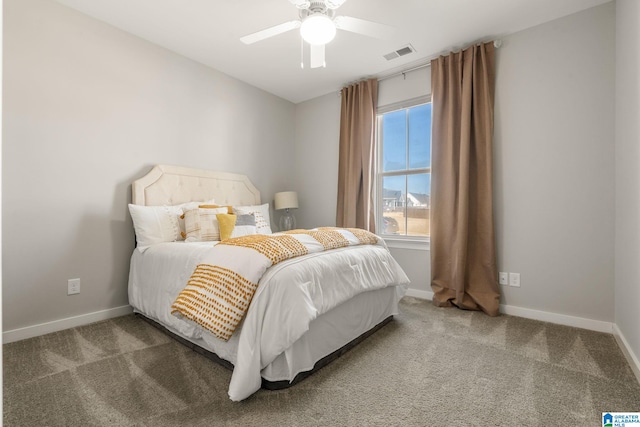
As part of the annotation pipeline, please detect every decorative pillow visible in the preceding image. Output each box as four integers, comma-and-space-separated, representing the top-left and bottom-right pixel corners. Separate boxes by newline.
233, 203, 272, 234
176, 199, 216, 239
183, 207, 229, 242
216, 213, 257, 240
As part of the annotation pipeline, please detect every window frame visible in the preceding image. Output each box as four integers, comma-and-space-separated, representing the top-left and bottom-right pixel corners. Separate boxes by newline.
375, 95, 432, 249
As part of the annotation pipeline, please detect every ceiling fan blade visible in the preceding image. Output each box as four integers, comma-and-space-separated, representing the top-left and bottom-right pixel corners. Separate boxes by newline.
310, 44, 325, 68
334, 15, 396, 40
326, 0, 347, 9
240, 20, 301, 45
289, 0, 310, 8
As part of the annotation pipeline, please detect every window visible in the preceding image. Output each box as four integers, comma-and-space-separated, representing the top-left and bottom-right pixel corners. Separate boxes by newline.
376, 98, 431, 240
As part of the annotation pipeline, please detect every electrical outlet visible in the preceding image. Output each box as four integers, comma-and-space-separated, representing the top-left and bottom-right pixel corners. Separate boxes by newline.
68, 278, 80, 295
499, 272, 508, 285
509, 273, 520, 287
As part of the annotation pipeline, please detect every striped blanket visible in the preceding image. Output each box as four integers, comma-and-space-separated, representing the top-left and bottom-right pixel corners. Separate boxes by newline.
171, 227, 380, 341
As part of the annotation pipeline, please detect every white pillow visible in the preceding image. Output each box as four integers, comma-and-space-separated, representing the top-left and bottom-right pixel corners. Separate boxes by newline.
128, 204, 181, 250
183, 207, 229, 242
233, 203, 273, 234
128, 199, 216, 250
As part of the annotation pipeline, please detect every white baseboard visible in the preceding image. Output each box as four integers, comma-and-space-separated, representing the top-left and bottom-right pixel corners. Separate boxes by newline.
3, 305, 133, 344
613, 324, 640, 385
405, 287, 614, 333
499, 303, 614, 333
405, 288, 434, 300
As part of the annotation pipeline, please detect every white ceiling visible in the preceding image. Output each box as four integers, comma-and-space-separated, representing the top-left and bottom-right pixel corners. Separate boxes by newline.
54, 0, 611, 104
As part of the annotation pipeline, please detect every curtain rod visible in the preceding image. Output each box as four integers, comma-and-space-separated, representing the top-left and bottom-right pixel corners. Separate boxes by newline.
377, 39, 502, 82
377, 63, 430, 82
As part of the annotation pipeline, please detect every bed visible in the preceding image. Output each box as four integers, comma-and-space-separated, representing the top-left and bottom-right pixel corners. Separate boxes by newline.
127, 164, 410, 401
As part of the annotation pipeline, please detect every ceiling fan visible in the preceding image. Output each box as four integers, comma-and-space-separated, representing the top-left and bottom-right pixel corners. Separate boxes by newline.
240, 0, 396, 69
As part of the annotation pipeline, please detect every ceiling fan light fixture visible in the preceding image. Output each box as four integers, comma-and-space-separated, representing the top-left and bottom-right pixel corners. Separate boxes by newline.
300, 14, 336, 45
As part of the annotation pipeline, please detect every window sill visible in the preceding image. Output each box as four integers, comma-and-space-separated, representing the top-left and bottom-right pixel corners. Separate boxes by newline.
381, 237, 430, 251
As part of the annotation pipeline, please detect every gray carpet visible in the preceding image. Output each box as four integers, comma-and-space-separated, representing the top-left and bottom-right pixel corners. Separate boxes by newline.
4, 297, 640, 426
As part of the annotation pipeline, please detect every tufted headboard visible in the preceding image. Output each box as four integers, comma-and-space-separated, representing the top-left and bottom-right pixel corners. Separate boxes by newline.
132, 165, 261, 207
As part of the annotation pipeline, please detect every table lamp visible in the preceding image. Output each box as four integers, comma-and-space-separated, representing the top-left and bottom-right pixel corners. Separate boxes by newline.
274, 191, 298, 231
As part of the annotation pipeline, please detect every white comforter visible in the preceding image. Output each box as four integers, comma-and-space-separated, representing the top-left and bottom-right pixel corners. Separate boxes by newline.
129, 240, 409, 401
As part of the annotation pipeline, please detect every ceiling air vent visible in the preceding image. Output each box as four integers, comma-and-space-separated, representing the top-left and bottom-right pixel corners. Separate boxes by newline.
383, 44, 416, 61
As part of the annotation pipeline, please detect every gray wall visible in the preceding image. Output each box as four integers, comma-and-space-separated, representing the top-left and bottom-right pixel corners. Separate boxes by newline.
292, 92, 341, 231
295, 4, 617, 321
615, 0, 640, 369
2, 0, 295, 331
494, 3, 615, 321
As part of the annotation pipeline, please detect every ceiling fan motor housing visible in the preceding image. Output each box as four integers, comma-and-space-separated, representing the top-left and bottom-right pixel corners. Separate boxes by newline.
309, 1, 328, 13
299, 2, 337, 19
290, 0, 346, 11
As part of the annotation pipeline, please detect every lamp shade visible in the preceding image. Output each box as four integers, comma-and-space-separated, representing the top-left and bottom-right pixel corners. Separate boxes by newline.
274, 191, 299, 210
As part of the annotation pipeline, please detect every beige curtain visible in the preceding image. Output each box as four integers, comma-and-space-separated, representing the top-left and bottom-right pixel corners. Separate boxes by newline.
430, 41, 500, 317
336, 78, 378, 232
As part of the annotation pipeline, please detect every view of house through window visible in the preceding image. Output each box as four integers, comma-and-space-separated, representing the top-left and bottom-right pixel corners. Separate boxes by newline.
377, 102, 431, 237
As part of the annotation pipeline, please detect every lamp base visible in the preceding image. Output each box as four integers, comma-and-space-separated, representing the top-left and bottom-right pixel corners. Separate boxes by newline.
279, 209, 296, 231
